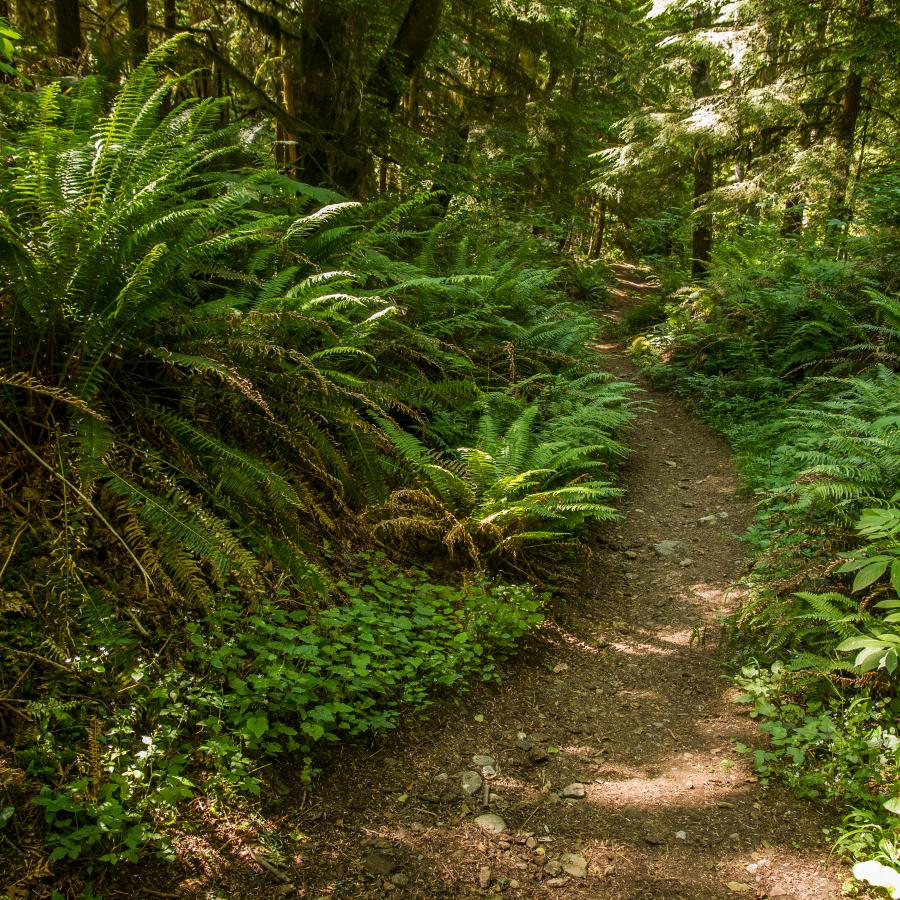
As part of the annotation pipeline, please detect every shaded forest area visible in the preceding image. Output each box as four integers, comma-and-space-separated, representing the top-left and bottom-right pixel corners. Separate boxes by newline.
0, 0, 898, 895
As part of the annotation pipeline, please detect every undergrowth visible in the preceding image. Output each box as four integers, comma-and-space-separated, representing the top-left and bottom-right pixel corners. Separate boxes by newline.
634, 213, 900, 879
0, 46, 634, 883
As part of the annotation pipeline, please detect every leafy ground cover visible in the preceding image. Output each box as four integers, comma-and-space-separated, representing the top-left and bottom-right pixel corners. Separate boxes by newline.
631, 220, 900, 879
0, 52, 636, 885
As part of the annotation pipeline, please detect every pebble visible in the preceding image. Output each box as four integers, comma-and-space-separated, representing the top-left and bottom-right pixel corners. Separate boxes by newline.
528, 747, 550, 764
526, 837, 538, 849
679, 557, 695, 567
675, 830, 687, 840
461, 771, 483, 795
560, 853, 588, 878
544, 860, 563, 876
364, 849, 398, 875
546, 877, 569, 887
624, 550, 639, 559
473, 755, 495, 768
474, 813, 507, 834
390, 873, 409, 887
653, 540, 683, 558
478, 865, 492, 888
560, 782, 586, 799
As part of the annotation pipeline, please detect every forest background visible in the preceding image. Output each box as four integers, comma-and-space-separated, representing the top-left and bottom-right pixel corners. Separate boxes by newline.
0, 0, 898, 895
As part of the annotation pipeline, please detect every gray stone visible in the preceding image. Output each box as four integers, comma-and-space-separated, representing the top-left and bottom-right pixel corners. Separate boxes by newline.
474, 813, 507, 834
624, 550, 639, 559
528, 747, 550, 764
560, 783, 586, 799
679, 558, 694, 567
461, 771, 483, 795
364, 849, 398, 876
560, 853, 588, 878
544, 860, 563, 876
478, 866, 492, 888
653, 540, 683, 558
472, 754, 495, 768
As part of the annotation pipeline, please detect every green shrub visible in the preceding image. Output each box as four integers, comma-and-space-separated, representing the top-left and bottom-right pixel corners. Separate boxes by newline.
21, 556, 545, 866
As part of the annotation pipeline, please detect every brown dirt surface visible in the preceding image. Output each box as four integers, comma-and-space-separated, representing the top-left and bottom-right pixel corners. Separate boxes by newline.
110, 268, 845, 900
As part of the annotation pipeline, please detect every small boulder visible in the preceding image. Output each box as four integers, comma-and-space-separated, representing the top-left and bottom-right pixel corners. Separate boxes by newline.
560, 853, 588, 878
560, 783, 586, 799
653, 540, 683, 558
364, 849, 398, 876
461, 771, 483, 795
474, 813, 507, 834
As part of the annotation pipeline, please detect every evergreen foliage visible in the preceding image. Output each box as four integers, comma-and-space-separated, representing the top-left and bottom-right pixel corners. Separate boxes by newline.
0, 0, 897, 889
0, 49, 635, 875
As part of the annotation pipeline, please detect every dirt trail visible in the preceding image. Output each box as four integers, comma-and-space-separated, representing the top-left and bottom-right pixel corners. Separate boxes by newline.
147, 268, 843, 899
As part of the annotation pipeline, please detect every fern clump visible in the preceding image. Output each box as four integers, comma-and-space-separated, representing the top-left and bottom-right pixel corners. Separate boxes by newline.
0, 42, 405, 610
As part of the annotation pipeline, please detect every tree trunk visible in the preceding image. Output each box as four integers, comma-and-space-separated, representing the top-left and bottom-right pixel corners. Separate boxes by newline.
690, 16, 713, 278
826, 68, 864, 233
589, 200, 606, 259
370, 0, 442, 114
127, 0, 149, 63
826, 0, 872, 240
53, 0, 82, 60
164, 0, 178, 32
431, 123, 470, 212
691, 147, 714, 276
294, 0, 364, 193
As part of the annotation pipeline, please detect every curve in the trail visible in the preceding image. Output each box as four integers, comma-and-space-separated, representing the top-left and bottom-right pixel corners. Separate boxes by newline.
125, 272, 843, 899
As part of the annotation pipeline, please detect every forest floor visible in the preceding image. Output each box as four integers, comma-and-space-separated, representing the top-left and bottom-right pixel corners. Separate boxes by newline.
119, 266, 845, 900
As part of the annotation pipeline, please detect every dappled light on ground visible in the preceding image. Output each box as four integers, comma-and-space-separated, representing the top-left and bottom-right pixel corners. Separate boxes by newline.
107, 290, 842, 899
